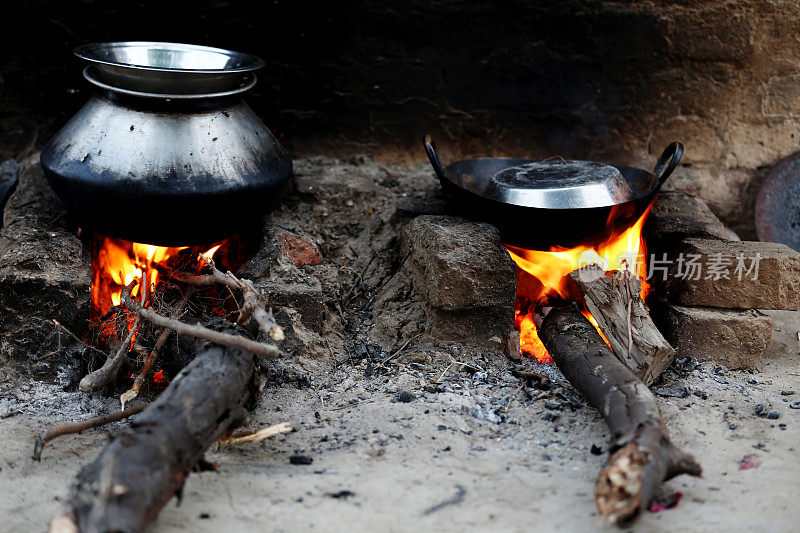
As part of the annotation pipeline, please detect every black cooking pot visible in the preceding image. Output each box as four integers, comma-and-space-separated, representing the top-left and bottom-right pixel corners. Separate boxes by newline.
40, 42, 291, 246
424, 137, 683, 249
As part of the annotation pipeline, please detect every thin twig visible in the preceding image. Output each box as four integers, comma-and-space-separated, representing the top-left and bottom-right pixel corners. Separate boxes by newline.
434, 362, 455, 384
226, 285, 242, 315
32, 403, 148, 460
237, 278, 284, 341
120, 290, 194, 408
141, 270, 147, 310
433, 358, 483, 384
314, 371, 335, 392
330, 399, 373, 410
79, 313, 140, 393
325, 339, 338, 367
215, 422, 292, 446
384, 333, 423, 364
40, 319, 109, 359
39, 324, 62, 360
341, 252, 376, 307
169, 255, 284, 341
121, 284, 280, 359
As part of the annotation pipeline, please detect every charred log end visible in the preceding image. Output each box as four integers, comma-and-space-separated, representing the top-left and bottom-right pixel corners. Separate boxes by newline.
596, 443, 647, 528
596, 440, 703, 527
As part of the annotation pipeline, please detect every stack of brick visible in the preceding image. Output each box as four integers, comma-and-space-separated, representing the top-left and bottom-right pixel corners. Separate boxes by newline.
646, 192, 800, 369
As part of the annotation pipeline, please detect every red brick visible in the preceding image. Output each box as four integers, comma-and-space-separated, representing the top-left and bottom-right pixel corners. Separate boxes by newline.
277, 232, 322, 266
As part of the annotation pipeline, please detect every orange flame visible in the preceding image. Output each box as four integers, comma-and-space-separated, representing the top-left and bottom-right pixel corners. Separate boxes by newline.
506, 205, 651, 362
91, 234, 225, 318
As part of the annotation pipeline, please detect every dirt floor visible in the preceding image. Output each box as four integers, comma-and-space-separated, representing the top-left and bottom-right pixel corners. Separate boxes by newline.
1, 156, 799, 532
0, 308, 798, 532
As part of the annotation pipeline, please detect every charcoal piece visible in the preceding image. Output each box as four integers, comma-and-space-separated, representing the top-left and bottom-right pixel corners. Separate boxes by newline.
396, 390, 415, 403
653, 382, 689, 398
674, 356, 699, 374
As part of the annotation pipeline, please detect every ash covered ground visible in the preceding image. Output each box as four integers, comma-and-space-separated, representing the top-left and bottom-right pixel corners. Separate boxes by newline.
0, 156, 799, 532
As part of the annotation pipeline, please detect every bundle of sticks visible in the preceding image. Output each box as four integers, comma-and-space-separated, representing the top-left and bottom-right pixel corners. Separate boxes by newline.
77, 253, 283, 405
538, 265, 701, 527
40, 253, 287, 533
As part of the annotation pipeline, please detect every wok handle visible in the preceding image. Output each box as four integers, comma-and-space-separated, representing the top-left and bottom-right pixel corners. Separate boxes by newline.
651, 141, 684, 196
424, 135, 447, 181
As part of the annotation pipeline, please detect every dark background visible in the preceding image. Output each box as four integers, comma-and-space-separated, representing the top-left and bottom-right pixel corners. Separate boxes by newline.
0, 0, 789, 172
0, 0, 725, 161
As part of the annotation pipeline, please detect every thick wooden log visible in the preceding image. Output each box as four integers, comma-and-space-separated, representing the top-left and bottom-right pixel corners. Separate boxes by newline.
569, 265, 675, 386
540, 305, 701, 528
52, 346, 256, 533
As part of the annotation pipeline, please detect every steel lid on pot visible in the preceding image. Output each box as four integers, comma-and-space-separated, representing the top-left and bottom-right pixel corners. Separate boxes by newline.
74, 41, 265, 98
486, 159, 634, 210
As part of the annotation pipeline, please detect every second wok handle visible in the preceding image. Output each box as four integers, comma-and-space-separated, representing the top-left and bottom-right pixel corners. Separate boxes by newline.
424, 135, 447, 181
651, 141, 684, 196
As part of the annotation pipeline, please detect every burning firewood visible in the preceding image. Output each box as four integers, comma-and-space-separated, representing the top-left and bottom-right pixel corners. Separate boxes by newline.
539, 305, 701, 528
120, 284, 280, 359
167, 253, 284, 341
51, 345, 258, 533
118, 289, 194, 406
75, 250, 285, 398
568, 265, 675, 385
43, 238, 289, 531
78, 313, 140, 393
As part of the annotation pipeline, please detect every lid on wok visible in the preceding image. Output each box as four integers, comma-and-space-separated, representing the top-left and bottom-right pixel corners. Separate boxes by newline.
424, 136, 684, 212
486, 159, 634, 209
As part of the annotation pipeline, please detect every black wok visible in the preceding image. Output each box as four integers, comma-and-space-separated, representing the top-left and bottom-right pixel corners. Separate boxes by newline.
424, 137, 683, 249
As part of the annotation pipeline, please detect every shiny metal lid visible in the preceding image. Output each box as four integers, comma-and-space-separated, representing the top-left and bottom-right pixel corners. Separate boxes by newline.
485, 159, 634, 209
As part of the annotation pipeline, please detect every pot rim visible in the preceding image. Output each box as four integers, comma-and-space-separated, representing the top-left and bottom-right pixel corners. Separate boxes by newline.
74, 41, 265, 73
82, 66, 258, 99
